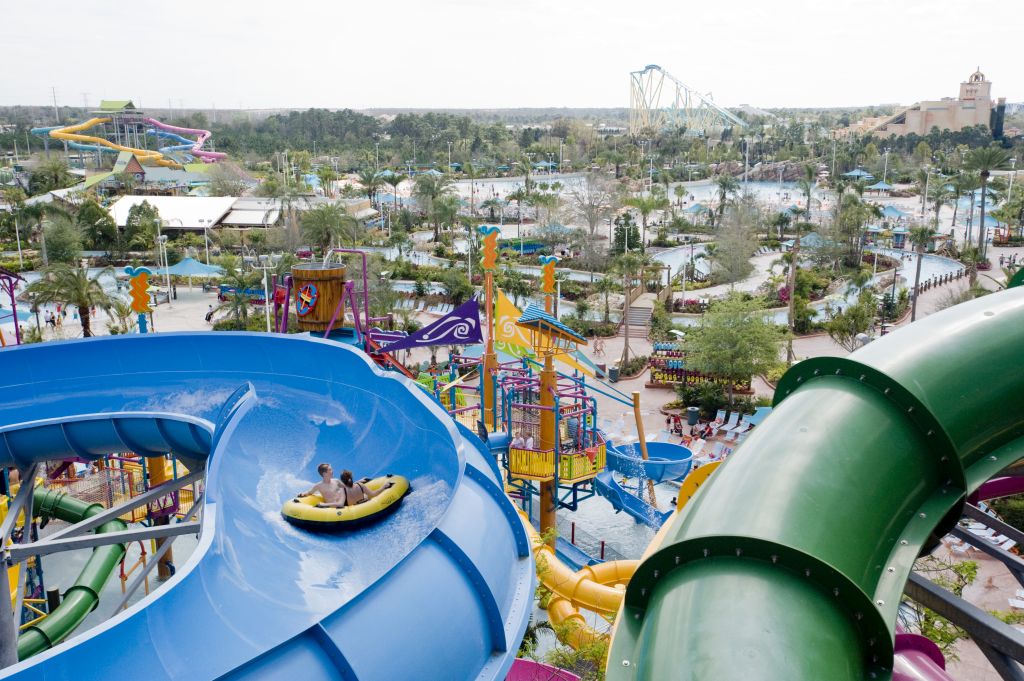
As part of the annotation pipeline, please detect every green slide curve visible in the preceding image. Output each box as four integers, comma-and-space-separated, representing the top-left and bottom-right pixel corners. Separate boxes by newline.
18, 488, 127, 660
608, 287, 1024, 680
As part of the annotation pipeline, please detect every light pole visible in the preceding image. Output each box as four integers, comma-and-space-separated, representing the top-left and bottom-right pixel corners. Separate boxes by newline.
375, 142, 380, 171
882, 148, 891, 183
12, 213, 23, 268
157, 234, 171, 308
447, 141, 452, 173
254, 257, 274, 333
198, 219, 211, 264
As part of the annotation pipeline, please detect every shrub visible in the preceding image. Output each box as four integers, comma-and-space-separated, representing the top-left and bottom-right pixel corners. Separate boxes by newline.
619, 354, 649, 377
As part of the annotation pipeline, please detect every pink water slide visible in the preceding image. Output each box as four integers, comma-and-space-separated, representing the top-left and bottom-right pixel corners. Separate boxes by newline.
144, 118, 227, 162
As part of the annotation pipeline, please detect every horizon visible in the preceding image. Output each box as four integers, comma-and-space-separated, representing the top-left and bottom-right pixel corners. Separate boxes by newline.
1, 0, 1021, 112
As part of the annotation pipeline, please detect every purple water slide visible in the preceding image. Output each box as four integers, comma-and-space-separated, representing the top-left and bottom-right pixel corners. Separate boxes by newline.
894, 632, 951, 681
970, 475, 1024, 504
144, 117, 226, 162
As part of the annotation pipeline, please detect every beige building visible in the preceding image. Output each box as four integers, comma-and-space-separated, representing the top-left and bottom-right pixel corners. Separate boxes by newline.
868, 69, 996, 136
837, 69, 1000, 138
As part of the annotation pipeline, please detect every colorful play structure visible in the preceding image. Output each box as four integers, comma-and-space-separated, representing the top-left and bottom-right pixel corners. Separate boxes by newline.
3, 220, 1024, 679
30, 100, 225, 169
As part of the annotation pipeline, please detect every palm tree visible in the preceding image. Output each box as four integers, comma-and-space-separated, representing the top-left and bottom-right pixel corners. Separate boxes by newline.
480, 197, 503, 221
518, 155, 535, 194
357, 169, 384, 207
387, 231, 414, 261
24, 265, 112, 337
105, 298, 137, 335
412, 173, 455, 241
614, 252, 646, 366
315, 166, 337, 198
431, 195, 461, 240
18, 202, 69, 267
673, 185, 686, 208
593, 275, 619, 322
463, 162, 483, 216
908, 226, 933, 322
216, 266, 261, 325
624, 194, 669, 249
382, 173, 406, 216
301, 204, 350, 255
713, 174, 740, 221
785, 205, 810, 365
964, 146, 1013, 256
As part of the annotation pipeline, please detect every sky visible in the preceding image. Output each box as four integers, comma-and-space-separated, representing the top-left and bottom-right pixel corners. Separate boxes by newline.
2, 0, 1021, 111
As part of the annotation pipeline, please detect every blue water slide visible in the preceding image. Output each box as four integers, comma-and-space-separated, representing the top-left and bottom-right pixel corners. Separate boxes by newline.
0, 333, 533, 680
594, 471, 671, 530
555, 538, 601, 571
146, 128, 196, 157
606, 441, 693, 483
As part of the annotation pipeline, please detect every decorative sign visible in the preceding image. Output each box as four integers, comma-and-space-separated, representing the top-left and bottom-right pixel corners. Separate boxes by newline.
124, 266, 152, 314
479, 225, 500, 272
379, 298, 483, 353
539, 256, 559, 295
296, 283, 319, 316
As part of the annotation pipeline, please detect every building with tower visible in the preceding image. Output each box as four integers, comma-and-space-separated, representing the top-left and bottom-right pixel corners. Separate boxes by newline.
839, 69, 1005, 138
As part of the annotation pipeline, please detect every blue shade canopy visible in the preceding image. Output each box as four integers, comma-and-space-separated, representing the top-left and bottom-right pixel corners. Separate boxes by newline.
517, 304, 587, 345
843, 168, 874, 179
683, 202, 708, 214
882, 205, 909, 219
865, 181, 893, 190
153, 257, 225, 277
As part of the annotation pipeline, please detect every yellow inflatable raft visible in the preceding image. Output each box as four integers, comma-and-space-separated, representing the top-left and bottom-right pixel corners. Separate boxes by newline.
281, 475, 411, 531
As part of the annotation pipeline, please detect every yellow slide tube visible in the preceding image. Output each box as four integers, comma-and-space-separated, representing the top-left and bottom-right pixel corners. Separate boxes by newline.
520, 511, 636, 616
48, 118, 181, 168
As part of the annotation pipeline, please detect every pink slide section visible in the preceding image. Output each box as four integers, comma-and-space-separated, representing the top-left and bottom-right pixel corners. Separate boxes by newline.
144, 117, 226, 162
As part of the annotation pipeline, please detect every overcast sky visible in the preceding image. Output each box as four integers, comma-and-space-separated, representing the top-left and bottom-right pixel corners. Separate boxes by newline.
3, 0, 1020, 111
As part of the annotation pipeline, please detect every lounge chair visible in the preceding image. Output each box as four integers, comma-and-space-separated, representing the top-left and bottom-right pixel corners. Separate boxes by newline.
724, 422, 753, 441
709, 412, 740, 437
1009, 598, 1024, 609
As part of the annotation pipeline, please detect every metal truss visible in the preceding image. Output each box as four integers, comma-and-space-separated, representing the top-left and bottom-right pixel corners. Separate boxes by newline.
629, 64, 747, 136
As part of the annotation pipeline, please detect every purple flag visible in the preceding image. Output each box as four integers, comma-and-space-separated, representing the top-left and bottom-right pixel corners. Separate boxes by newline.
378, 298, 483, 353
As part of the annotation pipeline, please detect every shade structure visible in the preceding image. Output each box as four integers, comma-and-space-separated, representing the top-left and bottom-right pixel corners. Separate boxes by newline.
843, 168, 874, 179
882, 205, 909, 219
152, 257, 225, 277
865, 181, 893, 190
683, 202, 708, 214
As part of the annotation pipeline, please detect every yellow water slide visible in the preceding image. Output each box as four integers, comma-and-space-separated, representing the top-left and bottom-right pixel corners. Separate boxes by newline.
521, 461, 723, 649
47, 118, 181, 168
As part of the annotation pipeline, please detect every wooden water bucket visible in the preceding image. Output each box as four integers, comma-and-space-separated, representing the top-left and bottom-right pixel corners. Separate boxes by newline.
291, 263, 346, 332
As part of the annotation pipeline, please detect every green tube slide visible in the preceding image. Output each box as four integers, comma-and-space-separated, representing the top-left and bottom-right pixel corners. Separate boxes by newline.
18, 488, 127, 660
608, 288, 1024, 680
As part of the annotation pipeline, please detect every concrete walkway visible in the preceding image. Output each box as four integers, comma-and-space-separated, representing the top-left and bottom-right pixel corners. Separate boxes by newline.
678, 252, 782, 301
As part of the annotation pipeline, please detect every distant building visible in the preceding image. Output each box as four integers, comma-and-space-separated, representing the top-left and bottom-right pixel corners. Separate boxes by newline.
857, 69, 1001, 137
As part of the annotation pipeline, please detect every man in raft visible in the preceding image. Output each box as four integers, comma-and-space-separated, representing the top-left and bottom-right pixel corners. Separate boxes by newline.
300, 463, 393, 508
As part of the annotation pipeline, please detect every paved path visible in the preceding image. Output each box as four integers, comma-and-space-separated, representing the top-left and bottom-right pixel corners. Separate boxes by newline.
678, 253, 782, 301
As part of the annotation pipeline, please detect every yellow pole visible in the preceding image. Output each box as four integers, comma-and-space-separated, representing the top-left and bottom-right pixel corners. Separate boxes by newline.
632, 391, 658, 508
538, 254, 560, 545
539, 354, 557, 544
482, 270, 497, 429
146, 455, 174, 580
